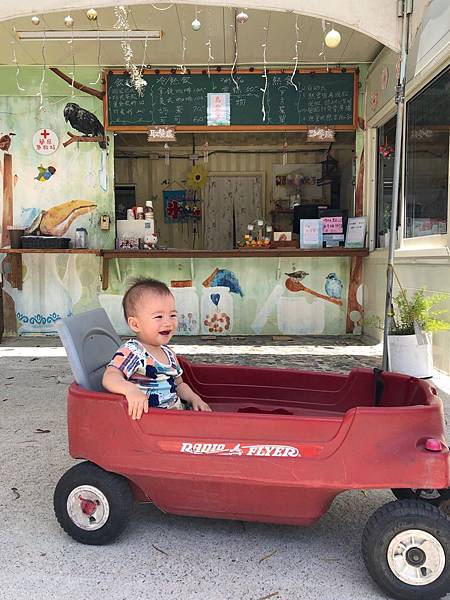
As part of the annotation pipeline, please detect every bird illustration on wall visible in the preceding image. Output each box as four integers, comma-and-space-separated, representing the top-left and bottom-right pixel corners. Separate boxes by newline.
0, 132, 15, 152
63, 103, 106, 149
35, 164, 56, 182
324, 273, 343, 299
285, 270, 309, 281
202, 268, 244, 297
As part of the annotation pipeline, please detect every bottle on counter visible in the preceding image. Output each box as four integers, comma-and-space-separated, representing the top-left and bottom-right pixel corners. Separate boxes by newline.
145, 200, 154, 221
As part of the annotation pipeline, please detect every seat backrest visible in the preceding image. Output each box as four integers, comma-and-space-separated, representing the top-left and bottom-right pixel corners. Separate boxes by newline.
56, 308, 122, 391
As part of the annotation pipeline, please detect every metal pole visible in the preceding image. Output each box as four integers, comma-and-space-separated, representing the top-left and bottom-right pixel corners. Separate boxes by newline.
382, 0, 412, 370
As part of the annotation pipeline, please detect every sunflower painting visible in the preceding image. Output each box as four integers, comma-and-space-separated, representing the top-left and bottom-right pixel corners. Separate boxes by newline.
186, 165, 208, 191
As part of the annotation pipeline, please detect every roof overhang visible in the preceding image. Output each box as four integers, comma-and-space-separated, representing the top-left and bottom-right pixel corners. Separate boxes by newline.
0, 0, 402, 51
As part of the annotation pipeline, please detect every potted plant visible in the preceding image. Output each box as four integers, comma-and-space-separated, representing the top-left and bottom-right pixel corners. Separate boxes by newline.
368, 288, 450, 378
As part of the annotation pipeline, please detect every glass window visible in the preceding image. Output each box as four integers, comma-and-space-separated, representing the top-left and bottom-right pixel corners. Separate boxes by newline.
376, 116, 397, 247
405, 67, 450, 238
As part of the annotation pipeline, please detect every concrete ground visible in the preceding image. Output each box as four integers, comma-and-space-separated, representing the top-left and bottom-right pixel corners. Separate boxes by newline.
1, 335, 450, 600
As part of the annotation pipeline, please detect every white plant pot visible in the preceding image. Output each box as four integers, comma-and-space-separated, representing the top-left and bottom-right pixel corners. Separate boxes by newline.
387, 333, 433, 378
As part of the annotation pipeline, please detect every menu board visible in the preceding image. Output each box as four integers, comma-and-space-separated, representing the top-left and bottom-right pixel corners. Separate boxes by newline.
106, 71, 356, 129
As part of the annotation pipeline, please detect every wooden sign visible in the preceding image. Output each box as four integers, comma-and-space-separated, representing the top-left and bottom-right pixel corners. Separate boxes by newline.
306, 127, 336, 143
147, 126, 176, 142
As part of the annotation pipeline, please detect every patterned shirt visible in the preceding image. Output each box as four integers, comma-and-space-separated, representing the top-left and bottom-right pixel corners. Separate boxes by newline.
108, 339, 183, 408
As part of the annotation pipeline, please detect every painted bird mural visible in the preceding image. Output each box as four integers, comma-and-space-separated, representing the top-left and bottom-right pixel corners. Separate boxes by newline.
324, 273, 343, 299
203, 268, 244, 297
35, 164, 56, 182
25, 199, 97, 237
63, 102, 106, 149
285, 270, 309, 281
0, 132, 15, 152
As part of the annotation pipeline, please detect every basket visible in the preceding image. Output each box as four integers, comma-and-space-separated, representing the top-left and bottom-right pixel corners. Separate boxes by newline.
21, 236, 71, 249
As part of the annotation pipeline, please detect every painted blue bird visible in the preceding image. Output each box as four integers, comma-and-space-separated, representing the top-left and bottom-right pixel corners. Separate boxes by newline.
209, 269, 244, 297
325, 273, 343, 299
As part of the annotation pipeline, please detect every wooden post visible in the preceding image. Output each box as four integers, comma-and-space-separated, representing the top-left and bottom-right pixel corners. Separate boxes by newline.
2, 153, 13, 247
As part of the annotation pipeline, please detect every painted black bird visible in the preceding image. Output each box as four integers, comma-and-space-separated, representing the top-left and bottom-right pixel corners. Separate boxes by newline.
63, 102, 106, 149
285, 270, 309, 281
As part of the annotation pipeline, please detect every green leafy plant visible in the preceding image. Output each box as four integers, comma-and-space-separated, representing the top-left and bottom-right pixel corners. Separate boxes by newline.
366, 288, 450, 335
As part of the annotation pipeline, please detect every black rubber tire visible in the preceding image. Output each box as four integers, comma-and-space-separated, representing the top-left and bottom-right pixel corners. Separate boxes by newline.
392, 488, 450, 507
54, 461, 134, 545
362, 499, 450, 600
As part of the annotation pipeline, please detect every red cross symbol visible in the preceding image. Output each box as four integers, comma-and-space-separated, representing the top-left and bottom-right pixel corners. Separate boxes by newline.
40, 130, 50, 139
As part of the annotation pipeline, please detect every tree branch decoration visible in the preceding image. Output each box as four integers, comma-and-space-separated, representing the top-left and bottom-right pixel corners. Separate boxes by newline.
50, 67, 104, 100
62, 132, 107, 148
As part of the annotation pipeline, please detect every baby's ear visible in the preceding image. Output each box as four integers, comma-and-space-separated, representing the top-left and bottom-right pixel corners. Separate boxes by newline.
127, 316, 140, 333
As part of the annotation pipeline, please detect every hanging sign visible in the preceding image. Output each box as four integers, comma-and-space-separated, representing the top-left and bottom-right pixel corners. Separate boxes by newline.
33, 128, 59, 155
147, 126, 176, 142
306, 127, 335, 143
207, 93, 230, 126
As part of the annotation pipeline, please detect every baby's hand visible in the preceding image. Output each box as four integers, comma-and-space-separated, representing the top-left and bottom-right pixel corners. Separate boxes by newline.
191, 396, 212, 412
126, 388, 149, 420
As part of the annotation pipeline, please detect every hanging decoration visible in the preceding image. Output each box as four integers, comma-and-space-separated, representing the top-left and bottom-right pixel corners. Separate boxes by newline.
86, 8, 98, 21
12, 43, 25, 92
163, 189, 201, 224
186, 164, 208, 191
206, 6, 214, 77
64, 15, 74, 28
318, 19, 328, 68
192, 6, 201, 31
378, 142, 394, 158
325, 27, 341, 49
31, 16, 41, 26
175, 5, 187, 73
203, 141, 209, 164
230, 10, 239, 90
290, 15, 300, 91
164, 142, 170, 166
236, 10, 249, 24
282, 140, 288, 166
36, 34, 47, 112
113, 5, 147, 95
89, 20, 103, 85
260, 13, 271, 122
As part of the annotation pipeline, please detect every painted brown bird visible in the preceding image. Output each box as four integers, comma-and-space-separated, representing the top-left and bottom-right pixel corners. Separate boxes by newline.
0, 132, 15, 152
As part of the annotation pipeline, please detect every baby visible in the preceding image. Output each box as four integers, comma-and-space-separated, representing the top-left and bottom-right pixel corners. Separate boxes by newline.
102, 278, 211, 419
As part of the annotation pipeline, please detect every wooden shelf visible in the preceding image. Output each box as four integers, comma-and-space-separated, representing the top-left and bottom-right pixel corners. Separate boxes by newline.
0, 248, 100, 290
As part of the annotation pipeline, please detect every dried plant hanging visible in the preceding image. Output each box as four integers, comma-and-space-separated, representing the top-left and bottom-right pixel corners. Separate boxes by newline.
113, 5, 147, 95
175, 5, 187, 73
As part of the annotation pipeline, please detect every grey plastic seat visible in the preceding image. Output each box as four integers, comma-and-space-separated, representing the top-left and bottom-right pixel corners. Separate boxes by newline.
56, 308, 122, 391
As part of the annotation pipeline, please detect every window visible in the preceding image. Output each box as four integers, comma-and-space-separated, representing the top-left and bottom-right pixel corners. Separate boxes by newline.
376, 115, 397, 247
405, 67, 450, 239
114, 184, 136, 220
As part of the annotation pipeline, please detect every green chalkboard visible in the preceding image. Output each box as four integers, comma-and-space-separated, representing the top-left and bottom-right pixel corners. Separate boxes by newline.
106, 71, 356, 129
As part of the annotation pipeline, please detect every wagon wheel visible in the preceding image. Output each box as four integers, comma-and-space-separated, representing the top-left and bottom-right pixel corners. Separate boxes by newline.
54, 461, 134, 545
392, 488, 450, 507
362, 499, 450, 600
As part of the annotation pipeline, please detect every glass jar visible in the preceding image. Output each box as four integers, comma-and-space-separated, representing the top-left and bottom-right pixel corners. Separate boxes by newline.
170, 286, 200, 335
201, 286, 233, 335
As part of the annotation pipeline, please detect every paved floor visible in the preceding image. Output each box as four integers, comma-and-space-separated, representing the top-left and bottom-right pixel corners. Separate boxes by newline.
1, 335, 449, 600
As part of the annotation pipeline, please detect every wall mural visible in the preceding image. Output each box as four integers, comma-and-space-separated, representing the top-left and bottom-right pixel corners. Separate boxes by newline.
0, 70, 115, 333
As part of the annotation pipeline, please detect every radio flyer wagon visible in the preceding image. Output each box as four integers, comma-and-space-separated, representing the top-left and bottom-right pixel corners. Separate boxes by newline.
54, 309, 450, 600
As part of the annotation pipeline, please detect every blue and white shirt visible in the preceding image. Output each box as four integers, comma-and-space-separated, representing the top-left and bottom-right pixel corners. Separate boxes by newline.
108, 339, 183, 408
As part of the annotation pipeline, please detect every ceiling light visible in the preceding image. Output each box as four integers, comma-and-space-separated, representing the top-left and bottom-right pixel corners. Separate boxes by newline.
16, 30, 162, 41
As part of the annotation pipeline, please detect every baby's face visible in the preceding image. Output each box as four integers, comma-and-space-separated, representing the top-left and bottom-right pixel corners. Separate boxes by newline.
129, 292, 178, 347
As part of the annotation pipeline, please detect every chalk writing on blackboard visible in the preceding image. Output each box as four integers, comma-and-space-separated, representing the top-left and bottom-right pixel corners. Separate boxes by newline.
107, 71, 356, 128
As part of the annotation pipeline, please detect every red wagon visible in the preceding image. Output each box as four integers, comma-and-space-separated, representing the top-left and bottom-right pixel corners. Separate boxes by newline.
54, 310, 450, 600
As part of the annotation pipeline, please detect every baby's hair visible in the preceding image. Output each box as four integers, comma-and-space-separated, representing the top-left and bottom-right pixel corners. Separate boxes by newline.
122, 278, 172, 321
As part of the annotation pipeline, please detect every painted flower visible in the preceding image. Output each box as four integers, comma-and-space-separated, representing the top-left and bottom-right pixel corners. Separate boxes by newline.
186, 165, 208, 191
